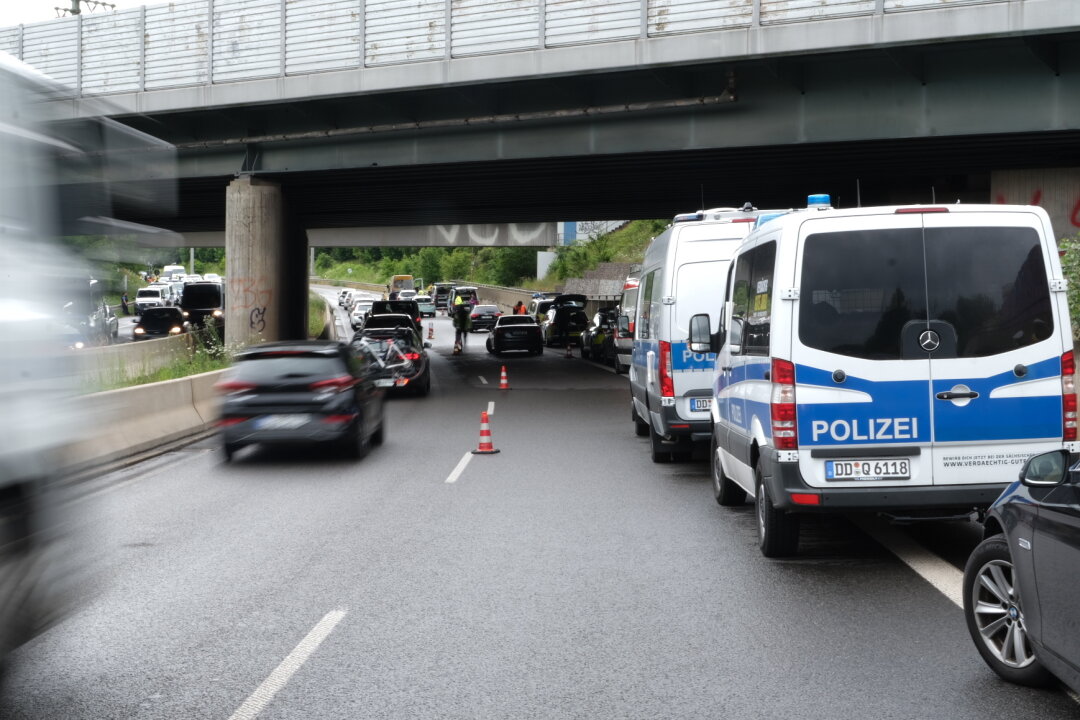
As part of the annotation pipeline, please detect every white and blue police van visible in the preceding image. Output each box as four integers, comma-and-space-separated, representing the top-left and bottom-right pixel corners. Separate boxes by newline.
629, 204, 770, 462
688, 195, 1077, 557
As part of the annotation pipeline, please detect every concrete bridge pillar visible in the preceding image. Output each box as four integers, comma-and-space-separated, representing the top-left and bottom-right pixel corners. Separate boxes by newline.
225, 177, 308, 348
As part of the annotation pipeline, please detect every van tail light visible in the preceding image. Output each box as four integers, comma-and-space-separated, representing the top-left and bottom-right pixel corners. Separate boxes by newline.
659, 341, 675, 397
309, 375, 356, 393
215, 380, 257, 394
771, 358, 798, 450
1062, 351, 1077, 441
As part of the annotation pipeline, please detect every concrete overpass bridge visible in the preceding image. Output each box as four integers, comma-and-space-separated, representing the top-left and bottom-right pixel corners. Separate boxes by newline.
6, 0, 1080, 344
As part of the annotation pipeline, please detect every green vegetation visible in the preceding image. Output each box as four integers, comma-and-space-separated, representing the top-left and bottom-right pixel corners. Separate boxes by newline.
1058, 231, 1080, 339
546, 220, 665, 281
96, 327, 230, 391
309, 292, 328, 339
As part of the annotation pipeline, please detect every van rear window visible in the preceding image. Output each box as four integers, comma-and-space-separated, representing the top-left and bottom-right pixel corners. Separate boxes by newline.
799, 226, 1051, 360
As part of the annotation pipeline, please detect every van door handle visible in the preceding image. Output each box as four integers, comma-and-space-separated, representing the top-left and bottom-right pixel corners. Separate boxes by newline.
936, 391, 979, 400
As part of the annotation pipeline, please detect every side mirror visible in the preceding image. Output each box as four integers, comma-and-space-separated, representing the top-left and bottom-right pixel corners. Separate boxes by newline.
688, 314, 713, 354
1020, 449, 1070, 487
728, 316, 745, 355
617, 315, 630, 338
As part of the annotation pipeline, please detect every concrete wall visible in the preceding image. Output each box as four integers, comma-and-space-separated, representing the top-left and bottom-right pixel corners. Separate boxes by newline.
75, 334, 191, 387
992, 168, 1080, 241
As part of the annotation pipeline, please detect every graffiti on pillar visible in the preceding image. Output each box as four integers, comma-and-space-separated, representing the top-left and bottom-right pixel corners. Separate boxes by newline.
227, 276, 274, 311
994, 185, 1080, 232
249, 307, 267, 333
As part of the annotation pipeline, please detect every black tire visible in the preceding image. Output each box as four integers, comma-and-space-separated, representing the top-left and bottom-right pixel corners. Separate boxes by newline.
223, 443, 237, 463
963, 535, 1055, 687
633, 404, 649, 437
615, 360, 628, 375
371, 408, 385, 447
344, 419, 369, 460
756, 462, 799, 557
581, 344, 590, 360
414, 372, 431, 397
649, 424, 672, 464
711, 433, 746, 506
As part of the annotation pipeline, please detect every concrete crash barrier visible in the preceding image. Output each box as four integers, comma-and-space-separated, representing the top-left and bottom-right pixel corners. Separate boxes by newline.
74, 334, 191, 386
60, 368, 226, 472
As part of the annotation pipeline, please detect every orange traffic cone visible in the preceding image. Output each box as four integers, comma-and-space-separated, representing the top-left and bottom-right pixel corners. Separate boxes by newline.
428, 322, 434, 340
472, 411, 500, 454
498, 365, 510, 390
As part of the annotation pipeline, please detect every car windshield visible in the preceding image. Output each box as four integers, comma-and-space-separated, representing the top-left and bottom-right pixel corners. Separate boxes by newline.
498, 316, 536, 326
230, 354, 343, 381
364, 315, 413, 329
473, 305, 498, 313
136, 289, 161, 298
139, 309, 183, 329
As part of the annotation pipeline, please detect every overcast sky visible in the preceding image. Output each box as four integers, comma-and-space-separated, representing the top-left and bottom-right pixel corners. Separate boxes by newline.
1, 0, 135, 27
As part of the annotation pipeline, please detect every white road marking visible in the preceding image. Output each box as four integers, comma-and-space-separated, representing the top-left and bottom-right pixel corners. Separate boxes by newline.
445, 452, 473, 484
850, 516, 963, 608
1067, 688, 1080, 707
228, 609, 347, 720
487, 401, 495, 416
478, 376, 488, 385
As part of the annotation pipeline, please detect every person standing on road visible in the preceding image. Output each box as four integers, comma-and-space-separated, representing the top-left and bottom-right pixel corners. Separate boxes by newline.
513, 301, 526, 315
120, 291, 129, 316
453, 302, 472, 350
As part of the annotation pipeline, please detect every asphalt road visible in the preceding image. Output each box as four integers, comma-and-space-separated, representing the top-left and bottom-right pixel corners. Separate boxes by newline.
3, 299, 1078, 719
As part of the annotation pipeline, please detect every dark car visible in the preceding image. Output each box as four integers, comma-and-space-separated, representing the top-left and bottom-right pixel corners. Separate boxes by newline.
369, 300, 422, 333
180, 281, 225, 332
962, 449, 1080, 695
469, 304, 502, 332
543, 306, 589, 347
486, 315, 543, 356
216, 341, 385, 462
133, 307, 189, 340
431, 282, 454, 310
580, 309, 616, 362
352, 326, 432, 396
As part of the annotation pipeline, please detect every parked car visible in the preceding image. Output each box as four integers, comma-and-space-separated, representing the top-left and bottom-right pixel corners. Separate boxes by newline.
431, 282, 455, 310
580, 309, 616, 362
203, 273, 222, 283
542, 305, 589, 346
133, 307, 189, 340
338, 289, 351, 307
341, 289, 356, 312
613, 272, 639, 374
216, 340, 385, 462
148, 281, 177, 306
180, 281, 225, 332
350, 300, 374, 330
469, 304, 502, 332
134, 286, 166, 314
486, 315, 543, 356
415, 295, 437, 318
369, 300, 422, 334
962, 449, 1080, 696
352, 326, 432, 396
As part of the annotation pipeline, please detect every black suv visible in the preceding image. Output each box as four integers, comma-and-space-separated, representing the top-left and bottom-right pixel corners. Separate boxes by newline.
369, 300, 422, 333
216, 341, 385, 462
180, 282, 225, 332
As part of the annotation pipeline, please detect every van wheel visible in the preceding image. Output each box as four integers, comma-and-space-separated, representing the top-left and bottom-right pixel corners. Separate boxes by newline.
649, 425, 672, 463
633, 404, 649, 437
711, 434, 746, 506
756, 462, 799, 557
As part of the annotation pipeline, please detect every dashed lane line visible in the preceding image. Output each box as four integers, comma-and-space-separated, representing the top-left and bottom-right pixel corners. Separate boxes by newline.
228, 609, 347, 720
849, 516, 963, 608
445, 452, 473, 484
487, 401, 495, 416
478, 376, 488, 385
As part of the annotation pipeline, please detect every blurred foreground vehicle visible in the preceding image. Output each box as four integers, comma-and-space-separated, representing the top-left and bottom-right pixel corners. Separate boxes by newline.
963, 450, 1080, 695
351, 326, 432, 396
0, 52, 175, 673
216, 341, 386, 462
486, 315, 542, 356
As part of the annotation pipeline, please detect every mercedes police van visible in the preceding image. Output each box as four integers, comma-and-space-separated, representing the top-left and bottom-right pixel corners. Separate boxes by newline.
688, 196, 1077, 557
629, 205, 769, 462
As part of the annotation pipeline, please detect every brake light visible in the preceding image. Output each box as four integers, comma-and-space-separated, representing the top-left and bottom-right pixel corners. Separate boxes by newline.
321, 414, 357, 424
771, 358, 798, 450
309, 375, 356, 393
659, 341, 674, 397
731, 217, 756, 223
403, 352, 421, 361
215, 380, 256, 394
1063, 351, 1077, 441
217, 417, 245, 426
895, 207, 949, 214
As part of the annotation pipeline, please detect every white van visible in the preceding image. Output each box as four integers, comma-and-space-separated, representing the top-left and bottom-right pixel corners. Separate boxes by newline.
161, 264, 186, 280
689, 196, 1077, 557
629, 205, 768, 462
613, 272, 639, 374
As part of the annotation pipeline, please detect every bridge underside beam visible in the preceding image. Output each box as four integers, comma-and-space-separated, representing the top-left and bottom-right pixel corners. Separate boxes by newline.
171, 223, 557, 248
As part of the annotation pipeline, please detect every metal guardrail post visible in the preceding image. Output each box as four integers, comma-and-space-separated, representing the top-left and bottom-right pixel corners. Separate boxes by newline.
207, 0, 214, 84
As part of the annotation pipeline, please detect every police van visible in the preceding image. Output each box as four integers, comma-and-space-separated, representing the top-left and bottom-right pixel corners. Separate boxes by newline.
629, 205, 769, 462
688, 196, 1077, 556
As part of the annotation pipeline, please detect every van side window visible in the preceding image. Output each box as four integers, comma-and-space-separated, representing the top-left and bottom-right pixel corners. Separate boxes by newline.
638, 270, 658, 340
731, 242, 776, 355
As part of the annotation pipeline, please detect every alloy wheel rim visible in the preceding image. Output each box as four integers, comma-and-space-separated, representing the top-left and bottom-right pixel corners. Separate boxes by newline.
972, 558, 1036, 668
756, 483, 766, 540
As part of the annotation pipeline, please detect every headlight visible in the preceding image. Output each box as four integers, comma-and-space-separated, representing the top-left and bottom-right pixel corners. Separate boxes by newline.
73, 341, 85, 349
134, 327, 145, 334
182, 311, 190, 318
169, 326, 182, 334
212, 309, 223, 318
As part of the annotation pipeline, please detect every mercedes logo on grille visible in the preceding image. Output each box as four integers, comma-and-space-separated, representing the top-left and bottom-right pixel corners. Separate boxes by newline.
919, 330, 941, 352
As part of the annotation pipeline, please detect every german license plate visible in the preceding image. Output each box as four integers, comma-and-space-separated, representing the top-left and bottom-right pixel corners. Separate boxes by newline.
375, 378, 394, 388
690, 398, 712, 412
255, 414, 310, 430
825, 459, 911, 481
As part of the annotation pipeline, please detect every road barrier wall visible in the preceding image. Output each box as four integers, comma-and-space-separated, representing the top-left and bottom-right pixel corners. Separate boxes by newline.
76, 334, 191, 386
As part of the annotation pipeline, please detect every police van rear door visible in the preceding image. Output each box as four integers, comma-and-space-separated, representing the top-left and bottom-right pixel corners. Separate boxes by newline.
920, 208, 1067, 485
794, 213, 934, 489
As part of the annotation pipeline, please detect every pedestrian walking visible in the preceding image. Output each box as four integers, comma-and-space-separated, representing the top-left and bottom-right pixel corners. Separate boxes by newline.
120, 291, 130, 316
